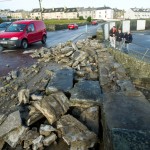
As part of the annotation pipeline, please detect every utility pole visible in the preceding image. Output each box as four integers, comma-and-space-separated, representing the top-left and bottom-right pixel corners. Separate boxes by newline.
38, 0, 43, 20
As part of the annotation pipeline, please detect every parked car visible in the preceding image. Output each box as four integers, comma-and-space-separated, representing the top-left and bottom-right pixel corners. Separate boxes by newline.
0, 22, 12, 32
68, 23, 78, 30
91, 20, 98, 25
0, 20, 47, 49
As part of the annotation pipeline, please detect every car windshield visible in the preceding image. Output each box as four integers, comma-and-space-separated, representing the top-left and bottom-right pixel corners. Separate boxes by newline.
6, 23, 26, 32
0, 22, 10, 28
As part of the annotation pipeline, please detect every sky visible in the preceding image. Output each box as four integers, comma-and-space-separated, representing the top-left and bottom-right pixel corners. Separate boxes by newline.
0, 0, 149, 11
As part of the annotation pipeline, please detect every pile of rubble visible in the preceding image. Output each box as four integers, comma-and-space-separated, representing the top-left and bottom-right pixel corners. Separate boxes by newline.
0, 39, 103, 150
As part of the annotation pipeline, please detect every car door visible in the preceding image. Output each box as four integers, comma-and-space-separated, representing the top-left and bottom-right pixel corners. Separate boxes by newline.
26, 23, 37, 43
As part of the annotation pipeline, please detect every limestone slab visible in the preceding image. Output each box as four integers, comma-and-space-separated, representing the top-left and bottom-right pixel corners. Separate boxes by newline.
46, 68, 73, 93
57, 114, 97, 150
0, 111, 22, 138
102, 92, 150, 150
70, 80, 102, 106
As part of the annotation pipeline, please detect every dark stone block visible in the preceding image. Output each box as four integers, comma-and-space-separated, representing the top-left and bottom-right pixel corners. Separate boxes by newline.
102, 92, 150, 150
70, 80, 102, 105
46, 68, 74, 93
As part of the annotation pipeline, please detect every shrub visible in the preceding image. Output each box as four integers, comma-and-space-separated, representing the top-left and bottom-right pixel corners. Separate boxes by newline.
87, 16, 91, 22
79, 16, 84, 20
0, 18, 3, 23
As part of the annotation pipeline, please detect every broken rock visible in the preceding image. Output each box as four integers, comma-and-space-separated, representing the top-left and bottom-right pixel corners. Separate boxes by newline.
40, 124, 56, 136
32, 92, 70, 124
43, 132, 57, 146
0, 111, 22, 138
4, 126, 28, 148
57, 114, 98, 150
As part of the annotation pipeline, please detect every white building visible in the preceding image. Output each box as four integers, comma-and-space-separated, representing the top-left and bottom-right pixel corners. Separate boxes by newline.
78, 7, 95, 19
93, 7, 114, 20
124, 8, 150, 19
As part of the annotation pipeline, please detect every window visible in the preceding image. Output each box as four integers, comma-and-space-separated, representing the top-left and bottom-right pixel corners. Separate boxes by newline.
28, 24, 35, 32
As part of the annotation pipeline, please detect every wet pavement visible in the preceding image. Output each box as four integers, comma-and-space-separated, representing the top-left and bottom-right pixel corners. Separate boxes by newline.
0, 50, 36, 76
0, 24, 100, 77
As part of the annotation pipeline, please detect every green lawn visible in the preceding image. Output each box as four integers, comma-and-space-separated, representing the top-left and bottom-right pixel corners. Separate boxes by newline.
44, 19, 86, 25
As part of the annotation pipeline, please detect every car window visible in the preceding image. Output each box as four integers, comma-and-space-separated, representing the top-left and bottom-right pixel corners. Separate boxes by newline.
28, 24, 35, 32
0, 23, 9, 28
6, 23, 26, 32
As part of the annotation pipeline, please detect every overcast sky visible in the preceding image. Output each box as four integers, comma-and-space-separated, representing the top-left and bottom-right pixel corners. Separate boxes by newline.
0, 0, 149, 11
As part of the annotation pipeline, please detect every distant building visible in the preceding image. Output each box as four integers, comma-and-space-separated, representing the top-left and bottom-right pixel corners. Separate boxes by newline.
64, 8, 78, 19
93, 7, 114, 20
42, 8, 55, 19
10, 10, 30, 19
33, 7, 78, 20
78, 7, 96, 19
30, 8, 41, 19
124, 8, 150, 19
113, 8, 125, 19
0, 9, 11, 18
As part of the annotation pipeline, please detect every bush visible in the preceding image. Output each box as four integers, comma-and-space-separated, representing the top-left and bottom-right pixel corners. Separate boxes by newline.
145, 19, 150, 30
36, 17, 39, 20
87, 16, 91, 22
0, 18, 3, 23
79, 16, 84, 20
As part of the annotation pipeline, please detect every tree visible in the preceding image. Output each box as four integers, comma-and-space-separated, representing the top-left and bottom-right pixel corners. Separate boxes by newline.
87, 16, 91, 22
36, 17, 39, 20
79, 16, 84, 20
7, 16, 12, 18
0, 18, 3, 24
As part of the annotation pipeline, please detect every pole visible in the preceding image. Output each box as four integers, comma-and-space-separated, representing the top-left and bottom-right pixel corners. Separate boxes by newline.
38, 0, 43, 20
86, 24, 87, 33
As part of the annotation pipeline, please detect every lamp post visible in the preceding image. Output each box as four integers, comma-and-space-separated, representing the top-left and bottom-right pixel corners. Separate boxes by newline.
38, 0, 43, 20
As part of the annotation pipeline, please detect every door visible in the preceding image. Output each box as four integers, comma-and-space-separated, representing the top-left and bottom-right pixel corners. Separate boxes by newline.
26, 23, 37, 43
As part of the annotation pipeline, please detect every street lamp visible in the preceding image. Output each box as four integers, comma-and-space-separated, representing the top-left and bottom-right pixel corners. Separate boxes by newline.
38, 0, 43, 20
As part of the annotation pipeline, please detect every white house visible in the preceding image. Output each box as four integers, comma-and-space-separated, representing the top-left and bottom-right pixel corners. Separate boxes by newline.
78, 7, 95, 19
93, 7, 114, 20
124, 8, 150, 19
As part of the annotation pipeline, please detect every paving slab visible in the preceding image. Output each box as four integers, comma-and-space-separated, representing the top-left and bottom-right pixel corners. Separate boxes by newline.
102, 92, 150, 150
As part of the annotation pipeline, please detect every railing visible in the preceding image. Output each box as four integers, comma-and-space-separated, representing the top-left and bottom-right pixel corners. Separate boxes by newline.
105, 40, 150, 63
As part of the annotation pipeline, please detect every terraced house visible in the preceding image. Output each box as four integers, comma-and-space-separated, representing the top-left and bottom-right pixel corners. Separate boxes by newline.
31, 7, 78, 20
124, 8, 150, 19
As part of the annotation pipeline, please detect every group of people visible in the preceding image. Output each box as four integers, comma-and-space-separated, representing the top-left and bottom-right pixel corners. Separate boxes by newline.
109, 26, 133, 51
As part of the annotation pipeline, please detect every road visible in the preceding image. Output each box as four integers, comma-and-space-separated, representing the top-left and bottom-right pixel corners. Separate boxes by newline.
0, 24, 101, 77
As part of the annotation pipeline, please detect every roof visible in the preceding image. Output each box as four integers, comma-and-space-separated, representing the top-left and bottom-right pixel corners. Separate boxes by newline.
54, 8, 64, 12
43, 8, 54, 13
96, 7, 111, 10
65, 8, 77, 13
78, 7, 96, 12
131, 8, 150, 12
31, 8, 41, 13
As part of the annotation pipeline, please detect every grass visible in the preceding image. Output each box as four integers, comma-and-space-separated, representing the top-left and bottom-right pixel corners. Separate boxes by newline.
44, 19, 86, 25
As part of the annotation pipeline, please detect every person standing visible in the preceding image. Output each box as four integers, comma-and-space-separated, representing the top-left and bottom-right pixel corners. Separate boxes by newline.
124, 31, 133, 52
109, 26, 117, 48
116, 28, 124, 50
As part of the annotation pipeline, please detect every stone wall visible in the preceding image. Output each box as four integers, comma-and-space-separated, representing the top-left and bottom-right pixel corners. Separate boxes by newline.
108, 48, 150, 78
46, 22, 88, 31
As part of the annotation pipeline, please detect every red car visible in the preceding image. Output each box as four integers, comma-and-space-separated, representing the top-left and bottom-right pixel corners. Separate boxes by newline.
68, 23, 78, 30
0, 20, 47, 49
91, 20, 98, 25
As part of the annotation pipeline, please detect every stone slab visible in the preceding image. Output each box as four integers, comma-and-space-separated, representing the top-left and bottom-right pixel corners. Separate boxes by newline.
70, 80, 102, 105
0, 111, 22, 138
57, 114, 97, 149
46, 68, 73, 93
102, 92, 150, 150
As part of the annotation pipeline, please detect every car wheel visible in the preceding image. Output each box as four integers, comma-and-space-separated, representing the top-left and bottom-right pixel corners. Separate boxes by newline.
21, 39, 28, 49
41, 35, 46, 44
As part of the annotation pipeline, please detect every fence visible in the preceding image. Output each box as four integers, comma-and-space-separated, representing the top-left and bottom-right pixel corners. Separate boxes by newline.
105, 40, 150, 63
